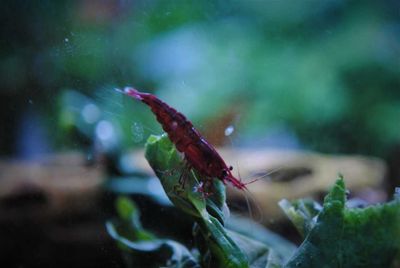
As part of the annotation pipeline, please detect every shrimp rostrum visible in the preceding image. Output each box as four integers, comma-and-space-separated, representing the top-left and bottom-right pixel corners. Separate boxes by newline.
118, 87, 249, 192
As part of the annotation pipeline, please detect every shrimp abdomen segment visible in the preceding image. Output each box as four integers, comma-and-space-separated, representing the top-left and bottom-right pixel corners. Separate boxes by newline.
132, 91, 196, 152
184, 142, 215, 177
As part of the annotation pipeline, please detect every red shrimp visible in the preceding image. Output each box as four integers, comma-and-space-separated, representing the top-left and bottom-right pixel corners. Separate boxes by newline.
117, 87, 250, 191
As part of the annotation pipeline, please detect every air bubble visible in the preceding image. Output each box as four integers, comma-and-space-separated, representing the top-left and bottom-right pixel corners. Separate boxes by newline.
224, 125, 234, 136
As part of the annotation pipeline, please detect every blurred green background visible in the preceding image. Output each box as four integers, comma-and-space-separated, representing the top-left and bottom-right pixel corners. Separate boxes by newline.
1, 0, 400, 158
1, 1, 400, 267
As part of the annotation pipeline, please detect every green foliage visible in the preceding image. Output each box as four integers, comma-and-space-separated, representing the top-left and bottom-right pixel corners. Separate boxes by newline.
282, 178, 400, 268
108, 135, 400, 267
107, 134, 297, 267
4, 1, 400, 157
226, 215, 297, 262
278, 198, 322, 237
144, 134, 226, 221
107, 196, 199, 268
145, 134, 263, 268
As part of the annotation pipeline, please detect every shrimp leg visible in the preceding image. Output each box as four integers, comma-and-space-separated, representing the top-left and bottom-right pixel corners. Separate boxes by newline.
178, 162, 192, 188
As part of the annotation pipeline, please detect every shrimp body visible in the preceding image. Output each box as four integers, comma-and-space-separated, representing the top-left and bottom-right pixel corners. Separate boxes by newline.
121, 87, 247, 190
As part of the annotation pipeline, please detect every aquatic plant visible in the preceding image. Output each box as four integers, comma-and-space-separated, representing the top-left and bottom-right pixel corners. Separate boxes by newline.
107, 134, 400, 267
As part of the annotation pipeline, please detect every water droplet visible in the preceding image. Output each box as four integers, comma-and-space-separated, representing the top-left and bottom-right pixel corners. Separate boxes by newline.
131, 122, 144, 142
224, 125, 234, 136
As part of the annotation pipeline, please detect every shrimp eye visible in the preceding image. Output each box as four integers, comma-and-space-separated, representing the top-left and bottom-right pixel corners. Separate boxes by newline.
221, 170, 228, 177
229, 166, 233, 171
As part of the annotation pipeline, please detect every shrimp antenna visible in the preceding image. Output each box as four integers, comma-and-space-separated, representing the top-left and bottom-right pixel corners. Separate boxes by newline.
234, 163, 264, 224
115, 87, 160, 135
224, 129, 263, 223
236, 166, 286, 223
114, 87, 126, 94
241, 183, 264, 224
246, 166, 285, 183
225, 130, 260, 222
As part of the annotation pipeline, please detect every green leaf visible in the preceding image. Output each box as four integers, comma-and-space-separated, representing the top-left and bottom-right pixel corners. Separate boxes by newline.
226, 215, 296, 263
107, 196, 199, 268
114, 196, 154, 241
284, 177, 400, 268
226, 230, 270, 266
266, 249, 286, 268
107, 221, 200, 268
144, 135, 223, 220
145, 134, 249, 267
278, 198, 322, 237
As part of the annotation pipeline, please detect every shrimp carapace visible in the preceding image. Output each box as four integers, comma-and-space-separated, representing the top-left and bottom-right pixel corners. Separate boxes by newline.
118, 87, 251, 191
